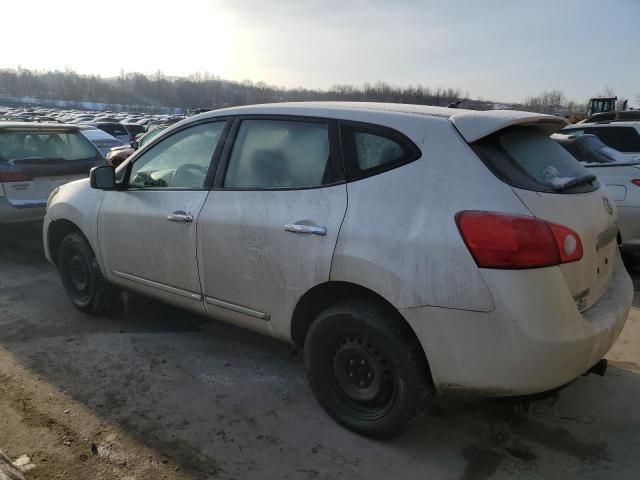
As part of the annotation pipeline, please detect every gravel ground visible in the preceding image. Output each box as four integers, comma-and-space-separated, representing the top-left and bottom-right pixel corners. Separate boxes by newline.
1, 223, 639, 479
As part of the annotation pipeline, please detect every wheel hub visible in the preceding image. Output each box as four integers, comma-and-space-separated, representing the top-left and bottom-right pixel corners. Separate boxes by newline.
333, 337, 388, 403
69, 255, 89, 292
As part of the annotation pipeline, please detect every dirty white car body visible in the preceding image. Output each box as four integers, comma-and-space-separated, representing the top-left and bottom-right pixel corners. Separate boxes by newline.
43, 103, 633, 437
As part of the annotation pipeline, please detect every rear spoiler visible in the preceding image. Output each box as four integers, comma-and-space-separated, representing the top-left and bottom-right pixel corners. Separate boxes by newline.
450, 110, 568, 143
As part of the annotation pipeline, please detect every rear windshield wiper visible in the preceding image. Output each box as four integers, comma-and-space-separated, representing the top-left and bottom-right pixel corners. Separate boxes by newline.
552, 174, 598, 192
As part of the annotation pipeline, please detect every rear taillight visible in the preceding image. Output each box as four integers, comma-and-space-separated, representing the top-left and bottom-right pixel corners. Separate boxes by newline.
456, 211, 583, 269
0, 171, 33, 182
632, 179, 640, 187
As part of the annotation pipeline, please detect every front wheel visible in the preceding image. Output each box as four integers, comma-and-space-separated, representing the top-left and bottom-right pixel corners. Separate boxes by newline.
304, 300, 434, 438
58, 232, 116, 313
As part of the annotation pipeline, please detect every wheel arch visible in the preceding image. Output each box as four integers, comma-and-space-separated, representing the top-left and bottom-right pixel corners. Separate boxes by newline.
47, 219, 89, 266
290, 281, 431, 371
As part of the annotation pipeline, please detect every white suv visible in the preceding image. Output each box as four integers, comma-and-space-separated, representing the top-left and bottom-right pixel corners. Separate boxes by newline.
561, 121, 640, 158
43, 103, 633, 437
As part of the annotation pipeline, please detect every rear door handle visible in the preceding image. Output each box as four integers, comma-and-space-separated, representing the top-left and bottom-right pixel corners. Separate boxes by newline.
167, 210, 193, 223
284, 224, 327, 236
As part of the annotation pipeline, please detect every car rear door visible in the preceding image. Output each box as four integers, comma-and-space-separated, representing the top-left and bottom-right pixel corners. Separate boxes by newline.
197, 116, 347, 339
97, 120, 230, 310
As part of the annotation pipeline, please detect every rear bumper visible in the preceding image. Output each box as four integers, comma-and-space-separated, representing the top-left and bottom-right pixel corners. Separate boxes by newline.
0, 197, 46, 223
401, 252, 633, 396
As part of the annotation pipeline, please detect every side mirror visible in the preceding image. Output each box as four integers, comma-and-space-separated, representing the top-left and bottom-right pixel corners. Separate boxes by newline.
90, 165, 116, 190
130, 140, 139, 149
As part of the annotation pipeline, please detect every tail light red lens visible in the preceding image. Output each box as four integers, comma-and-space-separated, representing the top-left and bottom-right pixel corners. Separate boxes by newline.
0, 171, 33, 182
456, 211, 583, 269
632, 179, 640, 187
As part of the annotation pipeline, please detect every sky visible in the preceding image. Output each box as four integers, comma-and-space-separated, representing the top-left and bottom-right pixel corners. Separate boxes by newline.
3, 0, 639, 104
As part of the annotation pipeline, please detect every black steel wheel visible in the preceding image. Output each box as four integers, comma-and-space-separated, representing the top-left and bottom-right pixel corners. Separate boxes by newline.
304, 300, 434, 438
58, 232, 116, 313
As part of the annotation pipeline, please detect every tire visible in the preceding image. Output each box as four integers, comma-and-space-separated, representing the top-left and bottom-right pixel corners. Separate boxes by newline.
304, 300, 434, 438
58, 232, 116, 313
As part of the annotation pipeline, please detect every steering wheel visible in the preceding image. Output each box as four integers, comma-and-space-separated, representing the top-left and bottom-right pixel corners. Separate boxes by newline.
171, 163, 208, 188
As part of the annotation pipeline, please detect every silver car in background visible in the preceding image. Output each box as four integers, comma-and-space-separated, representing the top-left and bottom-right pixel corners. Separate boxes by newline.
0, 123, 102, 223
44, 103, 633, 437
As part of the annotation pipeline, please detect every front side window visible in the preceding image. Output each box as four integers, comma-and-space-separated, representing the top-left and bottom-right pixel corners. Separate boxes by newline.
224, 120, 333, 189
128, 121, 226, 189
340, 124, 419, 180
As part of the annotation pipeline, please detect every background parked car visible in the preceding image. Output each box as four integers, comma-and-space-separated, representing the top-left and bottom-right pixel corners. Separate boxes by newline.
561, 122, 640, 158
0, 123, 102, 223
553, 132, 640, 253
92, 121, 131, 144
121, 123, 146, 141
105, 125, 168, 167
78, 126, 124, 157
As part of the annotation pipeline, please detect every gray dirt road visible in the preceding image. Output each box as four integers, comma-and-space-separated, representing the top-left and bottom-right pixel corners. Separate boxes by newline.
1, 223, 640, 479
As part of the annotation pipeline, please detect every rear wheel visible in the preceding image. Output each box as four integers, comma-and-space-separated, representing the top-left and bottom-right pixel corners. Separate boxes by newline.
304, 300, 434, 438
58, 232, 115, 313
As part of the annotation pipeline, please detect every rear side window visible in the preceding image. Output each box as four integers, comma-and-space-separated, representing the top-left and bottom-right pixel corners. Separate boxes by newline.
592, 127, 640, 153
223, 120, 336, 189
472, 126, 598, 194
341, 124, 419, 180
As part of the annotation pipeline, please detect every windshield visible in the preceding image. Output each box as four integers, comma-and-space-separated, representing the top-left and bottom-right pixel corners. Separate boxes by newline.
0, 130, 98, 162
473, 126, 598, 194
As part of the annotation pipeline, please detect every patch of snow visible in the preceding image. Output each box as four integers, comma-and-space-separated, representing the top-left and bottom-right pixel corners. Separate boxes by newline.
549, 176, 577, 189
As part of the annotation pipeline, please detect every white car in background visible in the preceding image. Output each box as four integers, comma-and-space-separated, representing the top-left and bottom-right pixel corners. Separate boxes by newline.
561, 121, 640, 159
553, 132, 640, 253
78, 126, 124, 157
44, 103, 632, 437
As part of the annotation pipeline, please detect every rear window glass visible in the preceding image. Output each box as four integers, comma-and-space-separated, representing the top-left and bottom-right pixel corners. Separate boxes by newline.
572, 136, 622, 164
99, 124, 128, 136
472, 126, 598, 194
0, 130, 98, 162
591, 126, 640, 153
123, 124, 145, 136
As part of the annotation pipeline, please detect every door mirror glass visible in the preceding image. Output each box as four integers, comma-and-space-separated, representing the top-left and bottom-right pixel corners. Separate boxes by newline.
90, 165, 116, 190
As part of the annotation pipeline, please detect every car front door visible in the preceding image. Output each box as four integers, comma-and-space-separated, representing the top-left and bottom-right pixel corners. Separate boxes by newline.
197, 117, 347, 339
98, 120, 229, 310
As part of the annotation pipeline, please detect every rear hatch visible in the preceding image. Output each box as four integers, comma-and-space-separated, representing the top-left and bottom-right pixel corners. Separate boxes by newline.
460, 117, 618, 312
0, 127, 101, 208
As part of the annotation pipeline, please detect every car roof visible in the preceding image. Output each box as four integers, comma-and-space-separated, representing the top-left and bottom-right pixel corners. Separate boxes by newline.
188, 102, 567, 143
567, 121, 640, 128
0, 122, 81, 131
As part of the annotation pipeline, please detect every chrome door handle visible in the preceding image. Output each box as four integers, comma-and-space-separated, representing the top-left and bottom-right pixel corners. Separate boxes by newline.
284, 224, 327, 236
167, 211, 193, 223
